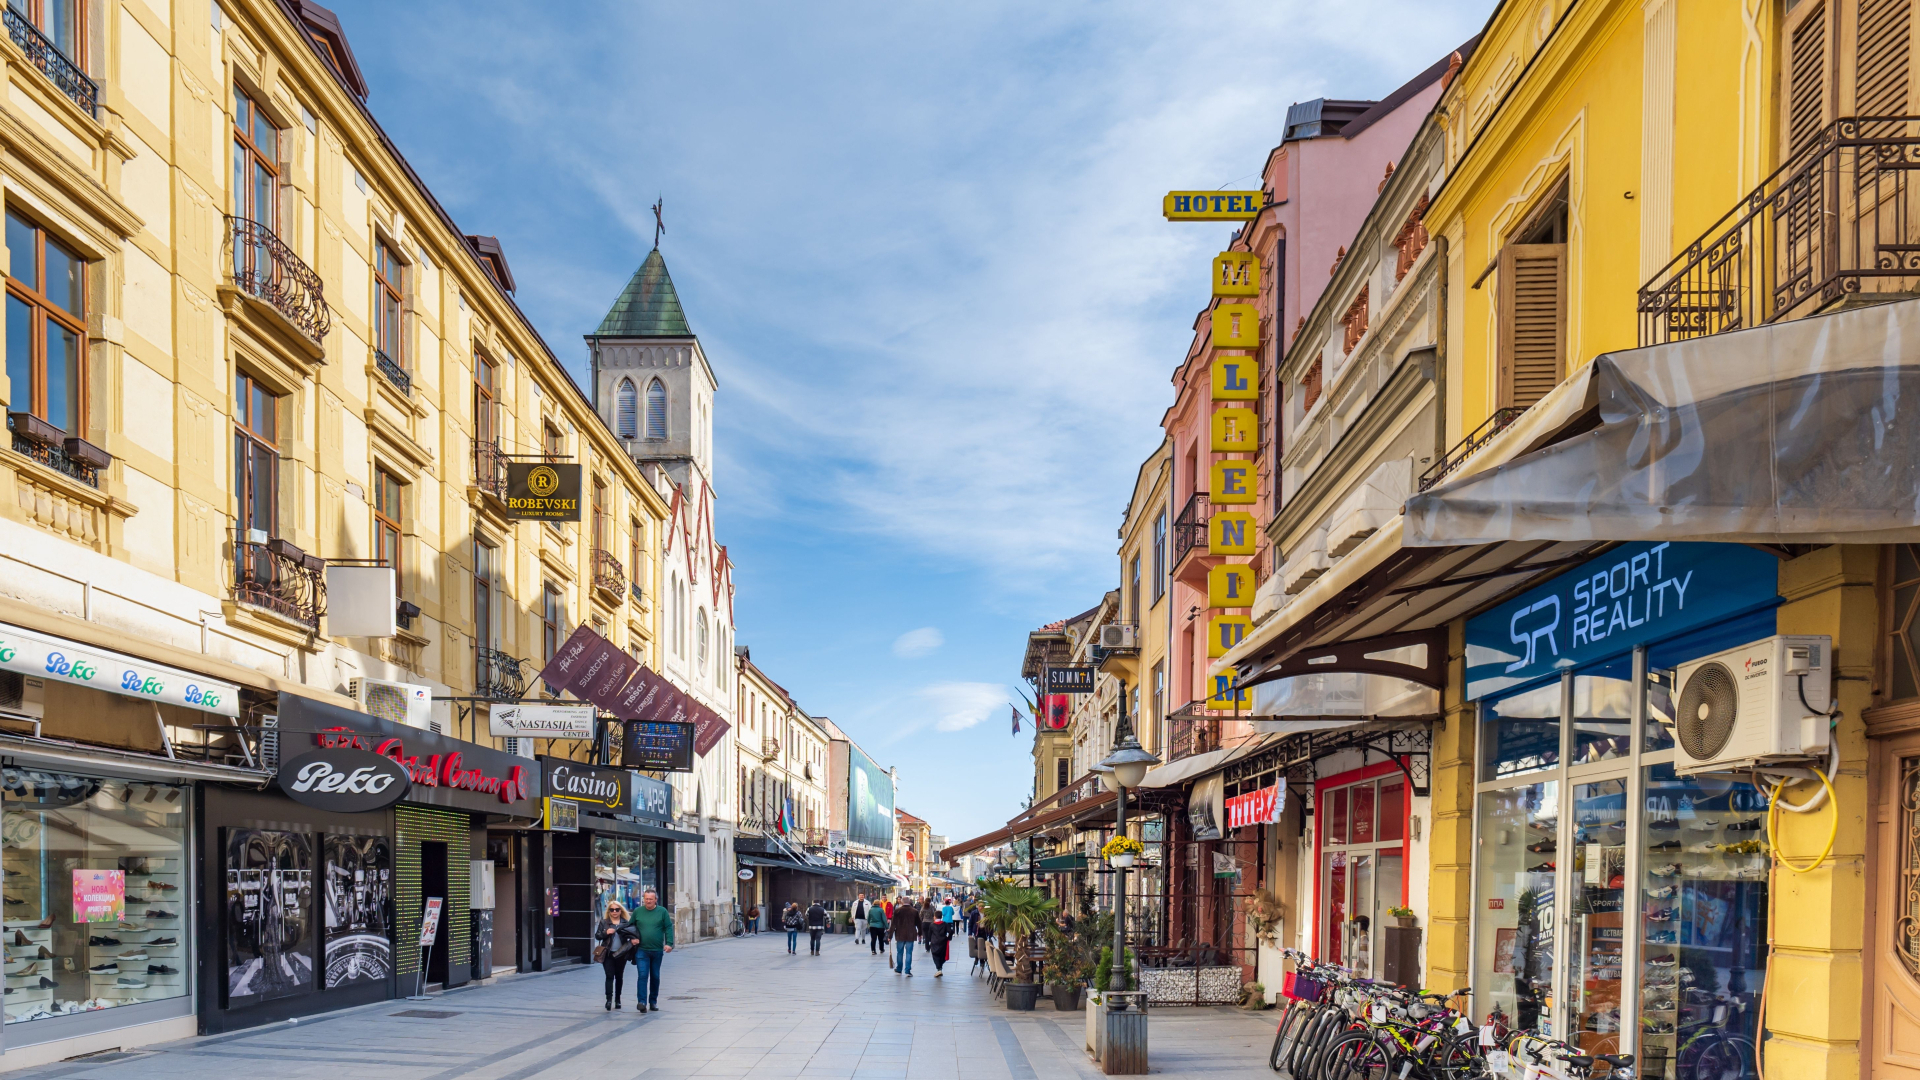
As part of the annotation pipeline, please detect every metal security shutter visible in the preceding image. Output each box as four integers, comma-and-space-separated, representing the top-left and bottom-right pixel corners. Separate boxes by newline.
1497, 243, 1567, 409
394, 806, 471, 978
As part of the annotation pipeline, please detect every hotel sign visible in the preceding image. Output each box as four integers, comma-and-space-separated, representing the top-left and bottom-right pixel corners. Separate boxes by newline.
1164, 191, 1265, 220
504, 462, 581, 521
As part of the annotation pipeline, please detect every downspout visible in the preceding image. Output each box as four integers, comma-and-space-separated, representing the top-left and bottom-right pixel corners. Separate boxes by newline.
1433, 234, 1449, 469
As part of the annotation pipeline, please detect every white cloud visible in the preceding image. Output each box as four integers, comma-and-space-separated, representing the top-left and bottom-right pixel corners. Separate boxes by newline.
891, 627, 945, 659
921, 682, 1013, 733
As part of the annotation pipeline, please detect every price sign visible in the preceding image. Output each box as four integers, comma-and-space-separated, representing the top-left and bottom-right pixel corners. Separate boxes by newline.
420, 896, 444, 946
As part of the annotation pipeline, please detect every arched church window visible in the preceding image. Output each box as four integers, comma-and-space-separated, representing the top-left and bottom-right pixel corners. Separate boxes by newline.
646, 379, 668, 440
616, 379, 637, 438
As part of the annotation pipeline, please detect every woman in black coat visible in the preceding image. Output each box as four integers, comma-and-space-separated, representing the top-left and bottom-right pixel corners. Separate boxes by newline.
595, 901, 639, 1010
925, 912, 952, 977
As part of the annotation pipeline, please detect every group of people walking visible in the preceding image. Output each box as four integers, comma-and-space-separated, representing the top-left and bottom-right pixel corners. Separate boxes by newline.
847, 893, 977, 978
592, 887, 675, 1013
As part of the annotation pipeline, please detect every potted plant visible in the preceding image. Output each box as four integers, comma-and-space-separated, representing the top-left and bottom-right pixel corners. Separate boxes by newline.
1388, 906, 1417, 929
1044, 921, 1088, 1011
1246, 888, 1284, 946
1102, 835, 1144, 869
981, 879, 1057, 1011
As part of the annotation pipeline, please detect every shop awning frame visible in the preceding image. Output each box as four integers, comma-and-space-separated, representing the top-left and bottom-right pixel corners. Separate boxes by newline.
580, 812, 703, 844
940, 826, 1013, 861
0, 734, 272, 786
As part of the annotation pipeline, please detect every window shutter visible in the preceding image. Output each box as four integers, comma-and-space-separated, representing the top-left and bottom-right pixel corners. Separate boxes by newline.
645, 379, 668, 440
1497, 243, 1567, 410
616, 379, 637, 439
1788, 2, 1833, 160
1856, 0, 1912, 121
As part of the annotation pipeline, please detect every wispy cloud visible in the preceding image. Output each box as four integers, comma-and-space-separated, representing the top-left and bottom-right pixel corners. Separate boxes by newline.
892, 627, 945, 659
923, 682, 1015, 734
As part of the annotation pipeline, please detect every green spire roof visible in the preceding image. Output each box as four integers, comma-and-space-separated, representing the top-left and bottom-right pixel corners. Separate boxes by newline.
593, 249, 691, 337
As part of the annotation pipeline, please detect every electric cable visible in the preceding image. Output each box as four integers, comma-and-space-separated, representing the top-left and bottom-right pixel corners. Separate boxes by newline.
1766, 769, 1838, 874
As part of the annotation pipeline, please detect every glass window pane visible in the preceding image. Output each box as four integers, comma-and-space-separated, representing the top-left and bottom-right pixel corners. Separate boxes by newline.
1482, 681, 1562, 781
233, 430, 245, 523
1471, 780, 1557, 1031
42, 236, 81, 317
45, 0, 74, 67
1352, 783, 1376, 845
1350, 854, 1375, 977
1572, 657, 1634, 766
44, 318, 75, 432
254, 112, 277, 160
1646, 671, 1678, 752
1568, 778, 1628, 1054
7, 213, 36, 289
1379, 781, 1405, 842
1324, 852, 1347, 965
249, 442, 274, 533
1326, 787, 1348, 845
7, 294, 33, 413
253, 383, 274, 441
233, 86, 247, 127
1638, 762, 1769, 1077
253, 163, 274, 229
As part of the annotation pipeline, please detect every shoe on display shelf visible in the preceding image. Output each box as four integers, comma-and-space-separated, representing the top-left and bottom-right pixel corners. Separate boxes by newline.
145, 937, 176, 946
1528, 862, 1556, 873
1649, 840, 1682, 852
87, 937, 119, 947
1647, 885, 1677, 899
114, 977, 147, 989
1646, 907, 1677, 922
114, 952, 148, 962
1725, 818, 1763, 832
86, 963, 116, 974
1646, 930, 1677, 944
1650, 864, 1683, 878
1646, 818, 1680, 831
146, 964, 177, 975
144, 910, 177, 920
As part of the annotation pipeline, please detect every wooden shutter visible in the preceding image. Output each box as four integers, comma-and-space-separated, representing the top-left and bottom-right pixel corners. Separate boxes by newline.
1497, 244, 1567, 409
1788, 2, 1833, 160
1857, 0, 1912, 119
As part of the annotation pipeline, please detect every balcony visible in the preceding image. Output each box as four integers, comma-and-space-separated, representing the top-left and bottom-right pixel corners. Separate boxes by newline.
474, 438, 510, 501
227, 216, 331, 344
1171, 491, 1217, 584
230, 531, 327, 632
374, 349, 411, 395
762, 736, 780, 761
4, 8, 95, 117
592, 548, 626, 602
475, 647, 529, 702
1166, 705, 1221, 761
7, 412, 108, 489
1418, 406, 1525, 491
1640, 116, 1920, 346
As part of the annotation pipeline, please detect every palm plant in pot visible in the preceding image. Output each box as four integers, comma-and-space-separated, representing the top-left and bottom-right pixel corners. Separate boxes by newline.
981, 879, 1057, 1011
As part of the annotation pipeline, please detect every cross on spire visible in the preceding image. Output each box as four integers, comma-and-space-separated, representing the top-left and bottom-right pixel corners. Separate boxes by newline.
652, 198, 665, 250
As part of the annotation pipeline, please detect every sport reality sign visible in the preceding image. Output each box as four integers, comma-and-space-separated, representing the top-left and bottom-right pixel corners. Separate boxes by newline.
537, 627, 730, 763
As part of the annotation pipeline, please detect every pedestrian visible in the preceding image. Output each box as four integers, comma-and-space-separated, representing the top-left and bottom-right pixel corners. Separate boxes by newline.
806, 900, 828, 955
783, 902, 803, 954
595, 901, 638, 1010
628, 887, 674, 1013
868, 896, 889, 956
920, 898, 937, 953
853, 895, 869, 945
890, 894, 921, 976
746, 904, 761, 934
969, 906, 991, 975
941, 895, 956, 925
880, 896, 894, 950
925, 910, 952, 977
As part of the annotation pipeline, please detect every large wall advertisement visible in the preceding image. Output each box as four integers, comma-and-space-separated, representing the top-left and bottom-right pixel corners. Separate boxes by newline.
847, 747, 894, 851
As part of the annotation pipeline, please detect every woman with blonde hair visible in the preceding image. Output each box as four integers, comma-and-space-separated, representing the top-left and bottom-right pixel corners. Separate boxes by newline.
595, 901, 639, 1009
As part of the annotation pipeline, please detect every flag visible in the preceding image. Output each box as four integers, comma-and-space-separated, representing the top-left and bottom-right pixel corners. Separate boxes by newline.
1011, 704, 1021, 736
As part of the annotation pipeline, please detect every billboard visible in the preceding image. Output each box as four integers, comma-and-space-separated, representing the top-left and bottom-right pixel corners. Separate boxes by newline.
847, 746, 894, 851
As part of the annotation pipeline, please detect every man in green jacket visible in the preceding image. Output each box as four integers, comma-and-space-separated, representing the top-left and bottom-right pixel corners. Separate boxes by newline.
629, 888, 674, 1013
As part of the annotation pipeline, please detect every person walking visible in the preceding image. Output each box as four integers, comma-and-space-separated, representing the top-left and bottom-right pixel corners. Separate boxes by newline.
628, 888, 674, 1013
890, 894, 921, 976
782, 902, 803, 954
595, 901, 638, 1010
969, 905, 991, 975
867, 898, 888, 956
805, 900, 828, 955
852, 895, 869, 945
925, 910, 952, 977
920, 898, 937, 955
941, 896, 956, 925
880, 897, 895, 950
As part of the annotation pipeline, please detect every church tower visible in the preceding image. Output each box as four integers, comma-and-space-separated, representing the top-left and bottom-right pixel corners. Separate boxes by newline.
587, 249, 716, 498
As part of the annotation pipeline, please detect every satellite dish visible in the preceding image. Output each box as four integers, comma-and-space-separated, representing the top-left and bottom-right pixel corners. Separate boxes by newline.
1675, 661, 1739, 761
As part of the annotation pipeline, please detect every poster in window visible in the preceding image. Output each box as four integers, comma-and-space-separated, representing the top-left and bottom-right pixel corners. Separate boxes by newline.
224, 828, 315, 1005
1491, 927, 1519, 974
322, 835, 393, 989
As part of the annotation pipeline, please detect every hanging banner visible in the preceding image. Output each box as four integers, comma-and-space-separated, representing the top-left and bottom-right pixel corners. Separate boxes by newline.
1188, 776, 1224, 841
504, 462, 581, 521
1226, 781, 1286, 830
1044, 694, 1070, 730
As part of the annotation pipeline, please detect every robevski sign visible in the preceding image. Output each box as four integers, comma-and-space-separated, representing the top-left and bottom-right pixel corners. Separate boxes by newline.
504, 462, 581, 521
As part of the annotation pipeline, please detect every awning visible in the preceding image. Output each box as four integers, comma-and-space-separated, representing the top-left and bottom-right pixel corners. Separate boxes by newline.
1406, 297, 1920, 546
1007, 790, 1116, 839
0, 621, 242, 718
1137, 737, 1272, 789
940, 827, 1013, 861
1033, 853, 1090, 872
739, 853, 843, 881
0, 733, 271, 786
580, 812, 703, 844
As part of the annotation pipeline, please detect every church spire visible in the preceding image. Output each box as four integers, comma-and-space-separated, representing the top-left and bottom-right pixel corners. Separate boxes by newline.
591, 249, 691, 338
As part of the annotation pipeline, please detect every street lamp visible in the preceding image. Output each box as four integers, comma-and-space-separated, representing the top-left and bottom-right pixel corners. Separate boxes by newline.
1097, 678, 1160, 995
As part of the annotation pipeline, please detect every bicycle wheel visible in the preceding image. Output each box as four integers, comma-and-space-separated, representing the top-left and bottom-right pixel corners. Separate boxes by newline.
1270, 1001, 1303, 1072
1692, 1035, 1758, 1080
1320, 1031, 1392, 1080
730, 916, 746, 938
1432, 1031, 1488, 1080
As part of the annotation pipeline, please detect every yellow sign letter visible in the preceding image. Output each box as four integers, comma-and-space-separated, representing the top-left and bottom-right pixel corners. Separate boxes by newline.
1208, 563, 1252, 608
1213, 251, 1259, 297
1211, 407, 1257, 453
1209, 512, 1255, 555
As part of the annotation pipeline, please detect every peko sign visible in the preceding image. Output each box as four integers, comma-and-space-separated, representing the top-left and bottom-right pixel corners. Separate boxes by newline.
0, 621, 240, 718
1464, 541, 1779, 700
276, 747, 410, 813
275, 693, 542, 816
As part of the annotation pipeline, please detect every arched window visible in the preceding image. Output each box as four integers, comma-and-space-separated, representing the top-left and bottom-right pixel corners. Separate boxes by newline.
645, 379, 667, 440
615, 379, 637, 439
696, 608, 709, 673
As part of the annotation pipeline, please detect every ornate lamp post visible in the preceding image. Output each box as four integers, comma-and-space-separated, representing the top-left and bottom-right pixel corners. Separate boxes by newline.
1097, 678, 1160, 995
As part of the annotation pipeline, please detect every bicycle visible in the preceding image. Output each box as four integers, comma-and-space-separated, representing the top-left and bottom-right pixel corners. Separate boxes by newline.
1268, 950, 1484, 1080
728, 911, 747, 938
1508, 1034, 1635, 1080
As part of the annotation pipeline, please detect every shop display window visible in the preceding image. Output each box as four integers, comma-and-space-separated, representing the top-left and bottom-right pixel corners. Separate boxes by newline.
1635, 763, 1767, 1080
1482, 682, 1562, 780
592, 837, 659, 917
1566, 778, 1628, 1053
1319, 774, 1407, 979
1471, 780, 1559, 1035
1570, 660, 1634, 766
2, 769, 188, 1024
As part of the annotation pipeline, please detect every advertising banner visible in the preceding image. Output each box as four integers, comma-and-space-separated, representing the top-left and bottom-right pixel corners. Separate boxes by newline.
503, 462, 581, 521
0, 621, 240, 717
847, 746, 894, 850
276, 693, 540, 816
543, 797, 579, 832
541, 758, 629, 814
419, 896, 443, 946
72, 869, 124, 923
1045, 667, 1095, 694
224, 828, 314, 1005
629, 772, 672, 823
490, 704, 596, 740
1225, 781, 1286, 830
321, 835, 392, 989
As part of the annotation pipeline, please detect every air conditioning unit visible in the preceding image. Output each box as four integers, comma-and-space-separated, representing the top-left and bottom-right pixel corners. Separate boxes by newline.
501, 737, 536, 759
348, 677, 436, 733
1099, 624, 1138, 650
1674, 635, 1833, 775
0, 672, 45, 720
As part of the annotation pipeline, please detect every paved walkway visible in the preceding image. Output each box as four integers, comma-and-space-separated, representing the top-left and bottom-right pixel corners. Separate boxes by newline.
7, 933, 1280, 1079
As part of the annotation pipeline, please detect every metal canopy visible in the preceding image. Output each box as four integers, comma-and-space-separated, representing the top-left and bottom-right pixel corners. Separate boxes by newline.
1238, 627, 1447, 689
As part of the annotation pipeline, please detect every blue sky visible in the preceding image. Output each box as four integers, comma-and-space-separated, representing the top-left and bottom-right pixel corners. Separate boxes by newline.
329, 0, 1488, 841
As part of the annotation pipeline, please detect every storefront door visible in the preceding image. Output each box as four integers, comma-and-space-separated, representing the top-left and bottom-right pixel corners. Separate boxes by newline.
1871, 734, 1920, 1078
1318, 770, 1407, 978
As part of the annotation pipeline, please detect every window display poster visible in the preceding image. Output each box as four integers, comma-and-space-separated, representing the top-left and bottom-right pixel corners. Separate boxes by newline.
72, 869, 124, 923
1492, 927, 1519, 974
322, 835, 393, 990
224, 828, 315, 1005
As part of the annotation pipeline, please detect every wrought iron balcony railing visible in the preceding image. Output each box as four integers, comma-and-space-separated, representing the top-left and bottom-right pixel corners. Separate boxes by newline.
231, 530, 326, 631
1172, 491, 1212, 566
592, 548, 626, 599
762, 736, 780, 760
374, 349, 411, 394
474, 438, 509, 500
1640, 116, 1920, 346
7, 412, 107, 488
227, 216, 331, 343
4, 8, 95, 117
629, 581, 646, 607
475, 647, 529, 702
1166, 703, 1220, 762
1418, 406, 1526, 492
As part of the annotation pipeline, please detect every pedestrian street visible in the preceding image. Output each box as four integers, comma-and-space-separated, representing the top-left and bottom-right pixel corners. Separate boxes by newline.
3, 934, 1279, 1080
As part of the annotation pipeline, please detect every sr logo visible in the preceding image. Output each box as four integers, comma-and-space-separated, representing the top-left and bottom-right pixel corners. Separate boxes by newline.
1506, 596, 1562, 674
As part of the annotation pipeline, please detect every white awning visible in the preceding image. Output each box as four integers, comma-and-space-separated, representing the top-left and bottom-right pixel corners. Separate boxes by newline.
1136, 735, 1272, 789
1405, 298, 1920, 546
0, 622, 241, 718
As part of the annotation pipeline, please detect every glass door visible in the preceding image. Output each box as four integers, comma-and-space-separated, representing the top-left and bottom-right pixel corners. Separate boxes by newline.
1566, 776, 1630, 1055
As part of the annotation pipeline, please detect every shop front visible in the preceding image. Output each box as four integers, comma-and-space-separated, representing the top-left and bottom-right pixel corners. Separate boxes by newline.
538, 761, 699, 965
0, 620, 258, 1060
197, 693, 543, 1032
1462, 541, 1782, 1077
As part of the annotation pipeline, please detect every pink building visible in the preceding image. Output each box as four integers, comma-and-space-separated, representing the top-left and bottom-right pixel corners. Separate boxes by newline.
1162, 46, 1471, 757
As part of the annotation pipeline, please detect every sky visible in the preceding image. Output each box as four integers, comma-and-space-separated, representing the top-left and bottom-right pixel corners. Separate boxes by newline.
328, 0, 1489, 842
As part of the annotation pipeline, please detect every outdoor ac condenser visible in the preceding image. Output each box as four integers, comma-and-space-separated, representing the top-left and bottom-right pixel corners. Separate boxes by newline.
1099, 623, 1138, 650
1673, 635, 1833, 775
348, 676, 436, 732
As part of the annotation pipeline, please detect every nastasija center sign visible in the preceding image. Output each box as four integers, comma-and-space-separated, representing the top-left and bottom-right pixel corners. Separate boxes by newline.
274, 693, 541, 816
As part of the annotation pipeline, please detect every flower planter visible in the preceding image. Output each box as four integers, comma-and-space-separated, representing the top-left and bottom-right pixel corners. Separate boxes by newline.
1102, 991, 1149, 1075
1051, 983, 1083, 1011
1086, 989, 1105, 1059
1107, 853, 1136, 869
1394, 915, 1417, 929
1006, 982, 1040, 1011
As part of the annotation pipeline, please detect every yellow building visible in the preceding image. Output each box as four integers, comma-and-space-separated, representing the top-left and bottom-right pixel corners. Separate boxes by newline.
1113, 437, 1172, 760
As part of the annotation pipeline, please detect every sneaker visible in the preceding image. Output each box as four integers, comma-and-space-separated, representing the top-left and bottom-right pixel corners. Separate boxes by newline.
1649, 840, 1682, 851
1527, 842, 1557, 853
1528, 862, 1556, 873
1687, 820, 1719, 832
146, 882, 177, 892
87, 963, 117, 974
1646, 930, 1678, 944
1643, 1020, 1674, 1034
1647, 818, 1679, 831
1647, 885, 1677, 899
87, 937, 119, 947
145, 937, 176, 946
114, 976, 147, 989
1686, 842, 1720, 854
145, 965, 176, 975
1724, 818, 1763, 832
144, 910, 177, 920
114, 952, 148, 962
114, 921, 148, 933
1722, 839, 1768, 855
1650, 864, 1682, 878
1646, 907, 1677, 922
1647, 953, 1676, 966
1645, 997, 1676, 1012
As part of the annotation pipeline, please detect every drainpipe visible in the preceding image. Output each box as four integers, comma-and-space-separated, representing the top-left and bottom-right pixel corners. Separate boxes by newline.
1433, 235, 1449, 470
